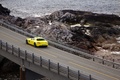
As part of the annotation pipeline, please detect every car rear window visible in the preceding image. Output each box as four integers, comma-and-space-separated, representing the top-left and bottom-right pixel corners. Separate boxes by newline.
37, 38, 45, 41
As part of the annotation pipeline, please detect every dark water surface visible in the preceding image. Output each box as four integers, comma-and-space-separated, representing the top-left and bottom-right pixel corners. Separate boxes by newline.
0, 0, 120, 18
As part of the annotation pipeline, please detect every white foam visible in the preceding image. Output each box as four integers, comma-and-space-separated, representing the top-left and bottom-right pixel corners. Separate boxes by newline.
111, 51, 120, 54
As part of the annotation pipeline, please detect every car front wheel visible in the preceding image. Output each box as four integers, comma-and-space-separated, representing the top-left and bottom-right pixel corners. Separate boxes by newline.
34, 43, 37, 47
26, 40, 28, 44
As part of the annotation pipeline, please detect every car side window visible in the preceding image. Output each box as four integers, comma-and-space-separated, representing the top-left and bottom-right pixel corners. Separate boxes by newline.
31, 38, 34, 40
37, 39, 44, 41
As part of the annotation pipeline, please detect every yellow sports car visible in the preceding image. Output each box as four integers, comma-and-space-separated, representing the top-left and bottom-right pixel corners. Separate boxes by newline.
26, 37, 48, 47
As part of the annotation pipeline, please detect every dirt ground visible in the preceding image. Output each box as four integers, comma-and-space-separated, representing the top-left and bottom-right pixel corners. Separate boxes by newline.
95, 48, 120, 63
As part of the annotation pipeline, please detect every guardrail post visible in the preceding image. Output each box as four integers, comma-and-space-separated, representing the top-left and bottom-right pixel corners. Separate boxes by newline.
0, 40, 2, 49
113, 59, 115, 68
57, 63, 60, 75
0, 23, 1, 26
32, 53, 34, 63
6, 42, 8, 52
25, 50, 27, 60
12, 45, 14, 54
67, 66, 69, 78
48, 59, 50, 70
89, 75, 92, 80
40, 56, 42, 67
78, 70, 80, 80
93, 57, 95, 61
18, 48, 20, 57
102, 56, 104, 64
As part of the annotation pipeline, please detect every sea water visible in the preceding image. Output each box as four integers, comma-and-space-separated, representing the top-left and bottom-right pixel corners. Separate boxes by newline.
0, 0, 120, 18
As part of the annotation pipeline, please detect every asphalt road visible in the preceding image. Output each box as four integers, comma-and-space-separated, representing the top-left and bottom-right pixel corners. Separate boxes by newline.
0, 26, 120, 80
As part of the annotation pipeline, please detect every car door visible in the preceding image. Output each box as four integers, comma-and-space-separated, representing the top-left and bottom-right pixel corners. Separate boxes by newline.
30, 38, 35, 45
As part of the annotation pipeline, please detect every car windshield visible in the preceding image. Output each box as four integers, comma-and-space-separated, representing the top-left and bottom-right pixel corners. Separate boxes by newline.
37, 38, 45, 41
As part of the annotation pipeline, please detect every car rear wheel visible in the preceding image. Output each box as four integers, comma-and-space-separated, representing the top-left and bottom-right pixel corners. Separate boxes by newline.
34, 43, 37, 47
26, 40, 28, 44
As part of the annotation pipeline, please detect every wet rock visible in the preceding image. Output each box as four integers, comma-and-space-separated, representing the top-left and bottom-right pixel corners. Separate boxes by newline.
43, 21, 72, 42
48, 10, 120, 25
102, 43, 120, 51
49, 10, 91, 24
0, 4, 10, 15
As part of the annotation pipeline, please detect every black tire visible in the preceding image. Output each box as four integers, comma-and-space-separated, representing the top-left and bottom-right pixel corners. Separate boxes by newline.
45, 46, 48, 47
34, 43, 37, 47
26, 40, 28, 44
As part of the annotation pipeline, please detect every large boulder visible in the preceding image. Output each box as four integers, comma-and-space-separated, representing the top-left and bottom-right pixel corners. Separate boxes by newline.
0, 4, 10, 15
48, 10, 92, 24
41, 21, 73, 42
48, 10, 120, 25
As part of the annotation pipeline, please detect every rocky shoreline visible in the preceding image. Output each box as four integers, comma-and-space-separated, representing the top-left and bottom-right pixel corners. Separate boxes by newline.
0, 58, 19, 79
0, 4, 120, 79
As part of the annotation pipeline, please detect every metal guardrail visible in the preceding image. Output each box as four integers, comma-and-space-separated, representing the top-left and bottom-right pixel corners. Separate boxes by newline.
0, 40, 96, 80
0, 20, 120, 69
